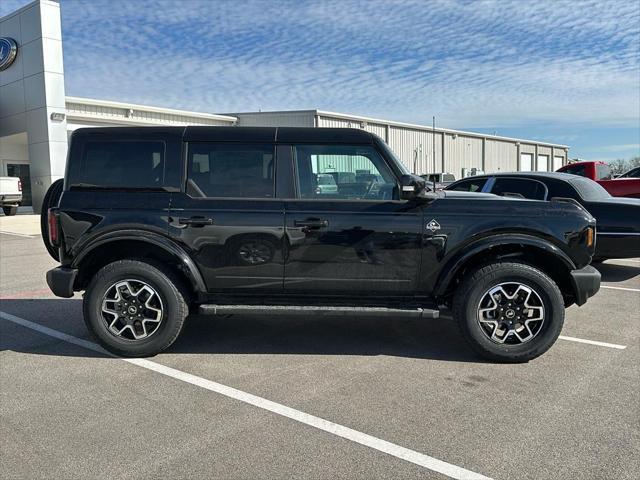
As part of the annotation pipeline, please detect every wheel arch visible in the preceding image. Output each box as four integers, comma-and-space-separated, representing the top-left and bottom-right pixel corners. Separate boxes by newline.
72, 232, 206, 300
435, 235, 579, 306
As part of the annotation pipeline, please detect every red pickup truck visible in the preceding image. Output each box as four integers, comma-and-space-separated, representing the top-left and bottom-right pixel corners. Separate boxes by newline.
556, 161, 640, 198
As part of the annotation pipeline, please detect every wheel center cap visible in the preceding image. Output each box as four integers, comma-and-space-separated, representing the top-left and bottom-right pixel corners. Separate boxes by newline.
127, 306, 137, 314
505, 309, 516, 319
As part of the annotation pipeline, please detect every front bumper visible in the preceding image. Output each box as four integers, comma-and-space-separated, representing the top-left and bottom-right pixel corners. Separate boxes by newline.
570, 265, 601, 306
46, 267, 78, 298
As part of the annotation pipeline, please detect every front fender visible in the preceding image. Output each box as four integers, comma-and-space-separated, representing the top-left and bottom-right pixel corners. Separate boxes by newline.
433, 233, 576, 297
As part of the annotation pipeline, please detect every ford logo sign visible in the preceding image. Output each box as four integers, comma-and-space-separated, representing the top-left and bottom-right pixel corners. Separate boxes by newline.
0, 37, 18, 71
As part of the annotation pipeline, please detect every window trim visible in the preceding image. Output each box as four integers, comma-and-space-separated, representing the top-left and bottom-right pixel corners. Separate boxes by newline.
291, 143, 400, 202
184, 141, 278, 200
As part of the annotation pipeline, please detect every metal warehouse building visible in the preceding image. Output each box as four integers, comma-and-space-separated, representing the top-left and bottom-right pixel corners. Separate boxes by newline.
1, 0, 568, 212
231, 110, 568, 178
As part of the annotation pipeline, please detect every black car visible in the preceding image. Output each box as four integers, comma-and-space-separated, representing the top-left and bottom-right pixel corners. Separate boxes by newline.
618, 166, 640, 178
447, 172, 640, 261
42, 127, 600, 362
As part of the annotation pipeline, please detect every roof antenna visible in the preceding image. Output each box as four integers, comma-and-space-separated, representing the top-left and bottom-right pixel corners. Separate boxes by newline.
432, 116, 437, 192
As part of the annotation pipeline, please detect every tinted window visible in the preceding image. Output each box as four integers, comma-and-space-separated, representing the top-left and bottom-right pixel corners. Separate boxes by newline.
568, 177, 611, 201
75, 140, 165, 188
491, 178, 547, 200
562, 164, 587, 177
294, 145, 397, 200
596, 164, 612, 180
448, 178, 487, 192
187, 143, 274, 198
619, 166, 640, 178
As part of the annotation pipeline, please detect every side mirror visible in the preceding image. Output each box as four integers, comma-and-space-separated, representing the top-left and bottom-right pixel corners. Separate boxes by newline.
400, 174, 432, 201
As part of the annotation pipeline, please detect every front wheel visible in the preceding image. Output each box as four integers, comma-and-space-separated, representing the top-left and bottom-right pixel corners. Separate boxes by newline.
83, 260, 189, 357
453, 262, 564, 363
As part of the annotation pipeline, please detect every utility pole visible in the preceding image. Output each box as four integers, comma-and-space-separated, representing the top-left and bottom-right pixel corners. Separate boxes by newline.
432, 116, 437, 191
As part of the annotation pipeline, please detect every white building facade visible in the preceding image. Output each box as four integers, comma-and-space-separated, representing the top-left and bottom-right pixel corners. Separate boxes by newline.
1, 0, 568, 212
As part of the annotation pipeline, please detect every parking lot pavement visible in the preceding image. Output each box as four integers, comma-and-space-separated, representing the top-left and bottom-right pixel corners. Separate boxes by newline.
1, 234, 639, 480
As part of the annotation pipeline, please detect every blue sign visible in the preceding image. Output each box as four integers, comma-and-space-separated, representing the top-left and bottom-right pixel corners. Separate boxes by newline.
0, 37, 18, 71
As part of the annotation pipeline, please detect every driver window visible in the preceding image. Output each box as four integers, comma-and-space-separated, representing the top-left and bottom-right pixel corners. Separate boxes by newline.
293, 145, 397, 200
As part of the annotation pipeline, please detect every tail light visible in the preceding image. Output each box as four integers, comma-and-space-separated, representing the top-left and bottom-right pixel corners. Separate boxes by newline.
48, 209, 59, 246
18, 180, 22, 192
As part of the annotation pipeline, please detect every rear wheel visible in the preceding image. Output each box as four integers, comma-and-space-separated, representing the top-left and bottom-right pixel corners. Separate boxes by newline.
2, 206, 17, 216
83, 260, 189, 357
453, 262, 564, 363
40, 179, 64, 260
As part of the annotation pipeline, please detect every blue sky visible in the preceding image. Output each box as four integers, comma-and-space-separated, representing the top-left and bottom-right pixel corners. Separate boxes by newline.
3, 0, 639, 160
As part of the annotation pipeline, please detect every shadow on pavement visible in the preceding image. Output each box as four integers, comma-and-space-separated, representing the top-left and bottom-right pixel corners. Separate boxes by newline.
0, 298, 484, 363
594, 262, 639, 283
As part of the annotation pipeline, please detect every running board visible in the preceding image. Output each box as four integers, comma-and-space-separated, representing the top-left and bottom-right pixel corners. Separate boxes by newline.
199, 304, 439, 319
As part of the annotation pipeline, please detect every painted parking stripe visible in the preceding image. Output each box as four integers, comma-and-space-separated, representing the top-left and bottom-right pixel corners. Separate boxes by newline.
559, 335, 626, 349
601, 285, 640, 293
0, 311, 492, 480
0, 231, 38, 238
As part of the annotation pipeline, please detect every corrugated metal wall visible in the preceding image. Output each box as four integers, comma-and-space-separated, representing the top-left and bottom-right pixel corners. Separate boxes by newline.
65, 102, 233, 126
485, 139, 517, 172
444, 134, 483, 177
387, 127, 443, 175
231, 111, 569, 177
235, 111, 315, 127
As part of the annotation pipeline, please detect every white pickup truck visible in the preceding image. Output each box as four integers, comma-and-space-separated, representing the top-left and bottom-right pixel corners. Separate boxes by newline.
0, 177, 22, 216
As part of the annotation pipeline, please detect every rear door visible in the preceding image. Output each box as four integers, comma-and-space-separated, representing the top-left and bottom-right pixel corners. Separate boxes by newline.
169, 132, 286, 293
283, 143, 423, 296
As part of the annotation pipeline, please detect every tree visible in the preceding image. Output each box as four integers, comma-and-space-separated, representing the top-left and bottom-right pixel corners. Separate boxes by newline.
609, 158, 628, 175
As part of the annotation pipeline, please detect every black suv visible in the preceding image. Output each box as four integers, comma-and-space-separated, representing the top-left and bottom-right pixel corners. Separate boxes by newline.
43, 127, 600, 362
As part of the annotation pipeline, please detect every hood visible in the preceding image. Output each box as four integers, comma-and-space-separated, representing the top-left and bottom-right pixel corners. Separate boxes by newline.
595, 197, 640, 206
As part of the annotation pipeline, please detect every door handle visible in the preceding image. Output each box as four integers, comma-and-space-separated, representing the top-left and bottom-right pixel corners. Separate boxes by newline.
178, 216, 214, 227
294, 219, 329, 229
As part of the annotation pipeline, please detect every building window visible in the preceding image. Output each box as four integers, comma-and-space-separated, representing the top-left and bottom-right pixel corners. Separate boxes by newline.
520, 153, 533, 171
537, 154, 549, 172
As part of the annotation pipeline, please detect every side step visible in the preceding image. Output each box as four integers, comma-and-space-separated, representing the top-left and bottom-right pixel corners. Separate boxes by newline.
199, 304, 439, 319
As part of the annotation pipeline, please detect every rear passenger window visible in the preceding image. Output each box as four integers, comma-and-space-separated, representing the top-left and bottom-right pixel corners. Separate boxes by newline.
75, 141, 165, 188
491, 178, 547, 200
187, 143, 274, 198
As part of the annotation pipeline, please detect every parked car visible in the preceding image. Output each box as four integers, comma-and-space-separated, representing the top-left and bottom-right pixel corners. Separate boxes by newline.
0, 176, 22, 216
315, 173, 338, 195
617, 166, 640, 178
420, 173, 456, 190
447, 172, 640, 261
42, 127, 600, 362
556, 161, 640, 198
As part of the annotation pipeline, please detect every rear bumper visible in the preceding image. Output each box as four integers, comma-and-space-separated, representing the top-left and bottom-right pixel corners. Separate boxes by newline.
570, 265, 601, 306
0, 194, 22, 205
46, 267, 77, 298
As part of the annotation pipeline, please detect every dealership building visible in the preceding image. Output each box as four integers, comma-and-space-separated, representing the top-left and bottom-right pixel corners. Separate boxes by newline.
1, 0, 569, 212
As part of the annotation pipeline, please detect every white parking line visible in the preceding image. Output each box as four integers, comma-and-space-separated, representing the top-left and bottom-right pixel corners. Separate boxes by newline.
559, 335, 626, 349
0, 231, 38, 238
0, 311, 492, 480
601, 285, 640, 293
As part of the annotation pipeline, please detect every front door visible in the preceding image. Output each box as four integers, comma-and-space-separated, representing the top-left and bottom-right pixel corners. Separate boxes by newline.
169, 141, 285, 293
284, 143, 423, 296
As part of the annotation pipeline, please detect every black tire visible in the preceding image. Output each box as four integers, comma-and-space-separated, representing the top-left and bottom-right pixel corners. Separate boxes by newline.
83, 260, 189, 357
452, 262, 564, 363
40, 179, 64, 261
2, 206, 17, 216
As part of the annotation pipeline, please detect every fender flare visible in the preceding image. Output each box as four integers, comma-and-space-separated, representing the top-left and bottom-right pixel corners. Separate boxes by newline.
71, 229, 207, 293
434, 233, 577, 297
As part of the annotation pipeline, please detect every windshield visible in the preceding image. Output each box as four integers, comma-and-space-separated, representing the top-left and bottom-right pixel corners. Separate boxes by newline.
569, 177, 611, 201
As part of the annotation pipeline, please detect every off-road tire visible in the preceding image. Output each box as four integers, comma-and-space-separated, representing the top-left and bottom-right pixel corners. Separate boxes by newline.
452, 261, 564, 363
83, 260, 189, 357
